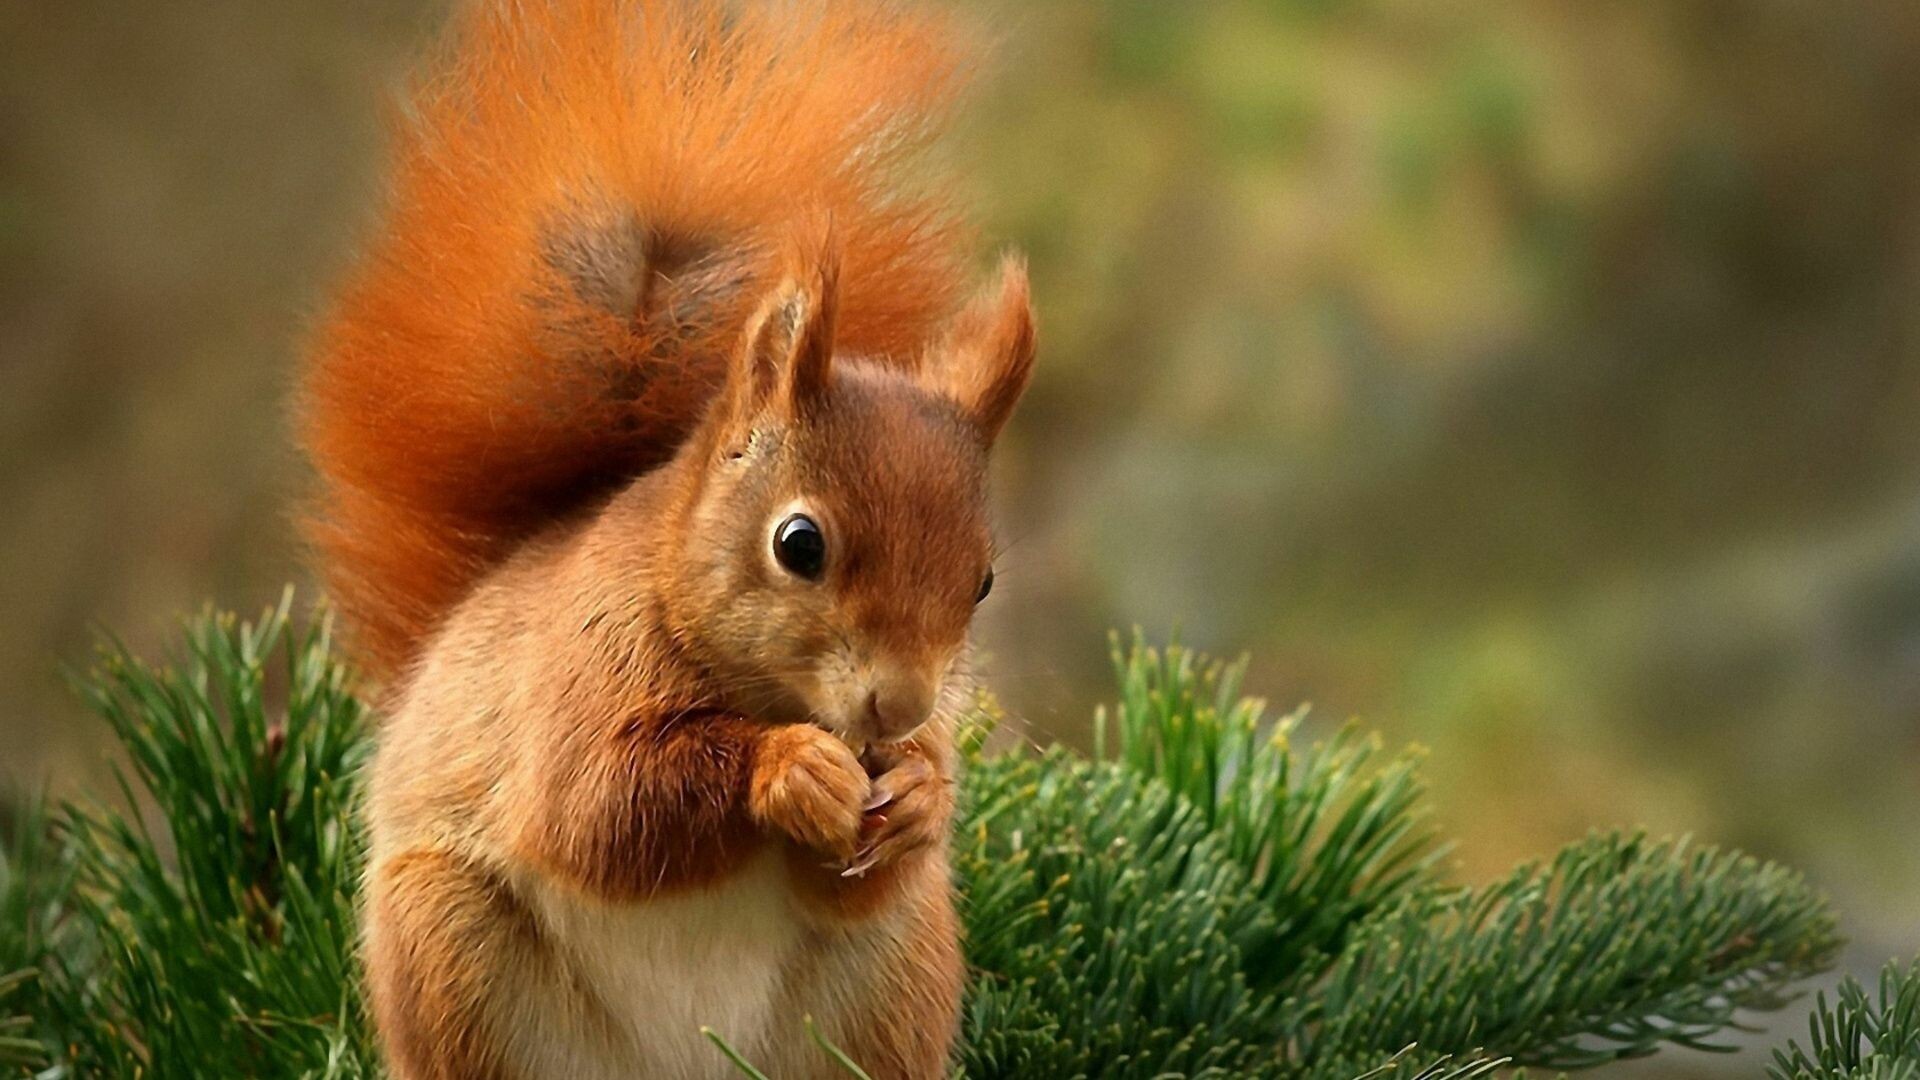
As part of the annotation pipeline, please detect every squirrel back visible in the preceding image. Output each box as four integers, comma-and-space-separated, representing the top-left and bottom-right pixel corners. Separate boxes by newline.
301, 0, 976, 680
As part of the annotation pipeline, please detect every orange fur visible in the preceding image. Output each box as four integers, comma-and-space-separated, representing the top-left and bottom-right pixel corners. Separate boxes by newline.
302, 0, 973, 678
313, 2, 1036, 1076
365, 851, 527, 1080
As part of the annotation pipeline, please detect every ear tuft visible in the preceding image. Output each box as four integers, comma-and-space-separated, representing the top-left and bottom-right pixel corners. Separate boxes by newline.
784, 220, 840, 410
938, 253, 1036, 442
733, 219, 841, 423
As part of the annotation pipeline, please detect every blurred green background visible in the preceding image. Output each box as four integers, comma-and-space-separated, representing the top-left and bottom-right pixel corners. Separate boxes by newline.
2, 2, 1916, 1074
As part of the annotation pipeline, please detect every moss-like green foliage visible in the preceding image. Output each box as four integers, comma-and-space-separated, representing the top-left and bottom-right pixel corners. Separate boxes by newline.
0, 601, 1857, 1079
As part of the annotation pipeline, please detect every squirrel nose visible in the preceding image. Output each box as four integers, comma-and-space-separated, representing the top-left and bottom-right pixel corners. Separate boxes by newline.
863, 675, 934, 742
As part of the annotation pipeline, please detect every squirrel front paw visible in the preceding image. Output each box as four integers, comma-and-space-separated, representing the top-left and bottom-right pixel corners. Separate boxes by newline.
843, 746, 951, 878
750, 725, 867, 861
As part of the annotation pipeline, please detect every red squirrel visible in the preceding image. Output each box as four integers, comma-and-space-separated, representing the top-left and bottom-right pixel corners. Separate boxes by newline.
298, 1, 1034, 1077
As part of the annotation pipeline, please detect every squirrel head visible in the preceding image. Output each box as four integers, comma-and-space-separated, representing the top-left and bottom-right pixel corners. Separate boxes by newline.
654, 241, 1035, 748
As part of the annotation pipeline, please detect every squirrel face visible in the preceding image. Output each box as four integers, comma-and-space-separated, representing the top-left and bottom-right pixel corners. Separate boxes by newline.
659, 248, 1035, 748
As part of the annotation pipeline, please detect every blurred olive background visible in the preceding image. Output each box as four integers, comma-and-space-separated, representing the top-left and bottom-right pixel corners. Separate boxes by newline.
3, 1, 1917, 1074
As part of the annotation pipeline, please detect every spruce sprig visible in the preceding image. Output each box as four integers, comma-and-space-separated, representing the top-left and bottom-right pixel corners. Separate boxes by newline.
1096, 632, 1445, 988
1770, 956, 1920, 1079
1295, 832, 1836, 1073
979, 636, 1838, 1079
26, 591, 374, 1079
0, 598, 1867, 1079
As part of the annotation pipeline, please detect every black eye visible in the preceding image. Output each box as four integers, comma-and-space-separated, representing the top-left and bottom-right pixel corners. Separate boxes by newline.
976, 568, 994, 604
773, 513, 827, 579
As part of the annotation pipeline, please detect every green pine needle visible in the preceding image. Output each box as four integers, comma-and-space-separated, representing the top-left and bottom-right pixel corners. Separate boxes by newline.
0, 969, 41, 1069
17, 590, 375, 1079
1097, 631, 1447, 989
1769, 956, 1920, 1079
1296, 832, 1837, 1072
0, 596, 1859, 1080
701, 1028, 775, 1080
807, 1016, 877, 1079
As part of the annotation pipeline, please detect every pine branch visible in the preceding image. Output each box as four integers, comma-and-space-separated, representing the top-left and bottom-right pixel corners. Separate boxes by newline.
4, 597, 1854, 1080
1769, 956, 1920, 1080
0, 969, 38, 1070
957, 749, 1285, 1078
27, 591, 374, 1079
1055, 640, 1838, 1078
2, 791, 62, 1073
1097, 633, 1446, 990
0, 794, 53, 979
1291, 832, 1838, 1073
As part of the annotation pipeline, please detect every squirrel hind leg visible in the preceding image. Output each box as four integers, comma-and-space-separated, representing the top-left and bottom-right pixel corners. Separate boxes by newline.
366, 850, 535, 1080
773, 881, 963, 1080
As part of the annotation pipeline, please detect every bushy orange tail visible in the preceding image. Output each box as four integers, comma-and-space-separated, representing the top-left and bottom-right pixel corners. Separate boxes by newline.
300, 0, 973, 681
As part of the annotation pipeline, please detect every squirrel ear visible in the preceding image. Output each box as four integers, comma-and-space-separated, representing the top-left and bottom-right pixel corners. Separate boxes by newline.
734, 231, 839, 423
937, 254, 1036, 442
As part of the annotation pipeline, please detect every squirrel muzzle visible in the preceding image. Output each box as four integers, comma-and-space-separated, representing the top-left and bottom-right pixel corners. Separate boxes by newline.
861, 667, 937, 744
